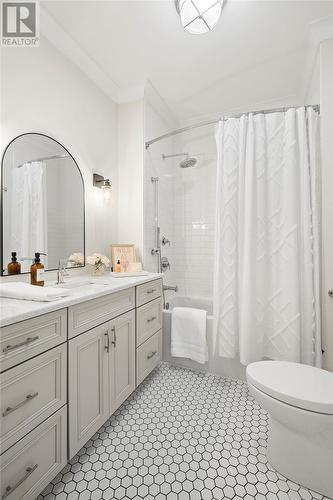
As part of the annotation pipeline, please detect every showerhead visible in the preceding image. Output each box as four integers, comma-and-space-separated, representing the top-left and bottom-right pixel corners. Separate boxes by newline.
179, 156, 197, 168
161, 152, 197, 168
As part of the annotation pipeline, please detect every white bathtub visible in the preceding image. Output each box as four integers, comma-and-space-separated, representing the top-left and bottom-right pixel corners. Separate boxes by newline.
163, 296, 246, 380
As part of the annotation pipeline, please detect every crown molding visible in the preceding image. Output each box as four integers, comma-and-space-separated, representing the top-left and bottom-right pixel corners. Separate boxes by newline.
301, 14, 333, 101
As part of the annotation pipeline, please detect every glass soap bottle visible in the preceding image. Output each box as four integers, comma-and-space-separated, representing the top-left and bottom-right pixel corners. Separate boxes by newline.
7, 252, 21, 275
30, 252, 45, 286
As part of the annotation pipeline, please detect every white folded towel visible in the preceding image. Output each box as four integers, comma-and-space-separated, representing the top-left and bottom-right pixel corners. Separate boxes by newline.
171, 307, 208, 364
0, 282, 70, 302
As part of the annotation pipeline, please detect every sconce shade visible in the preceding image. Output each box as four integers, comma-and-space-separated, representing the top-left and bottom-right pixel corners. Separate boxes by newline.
93, 173, 112, 199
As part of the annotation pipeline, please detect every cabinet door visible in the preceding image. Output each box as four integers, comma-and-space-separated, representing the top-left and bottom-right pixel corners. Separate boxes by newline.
1, 406, 67, 500
110, 310, 135, 413
69, 324, 110, 458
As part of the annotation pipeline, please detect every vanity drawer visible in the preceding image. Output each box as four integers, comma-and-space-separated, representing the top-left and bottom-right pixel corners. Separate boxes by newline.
0, 405, 67, 500
136, 297, 162, 347
68, 287, 135, 338
136, 330, 162, 386
0, 344, 67, 453
0, 309, 67, 372
136, 279, 162, 307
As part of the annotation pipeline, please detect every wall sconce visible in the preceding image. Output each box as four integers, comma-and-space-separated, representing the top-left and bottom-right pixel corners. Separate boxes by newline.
93, 173, 112, 200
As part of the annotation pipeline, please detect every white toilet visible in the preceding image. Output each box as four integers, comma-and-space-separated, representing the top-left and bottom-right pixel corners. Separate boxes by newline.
246, 361, 333, 498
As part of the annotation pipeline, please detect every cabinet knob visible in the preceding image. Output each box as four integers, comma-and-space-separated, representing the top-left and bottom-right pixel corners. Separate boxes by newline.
328, 289, 333, 297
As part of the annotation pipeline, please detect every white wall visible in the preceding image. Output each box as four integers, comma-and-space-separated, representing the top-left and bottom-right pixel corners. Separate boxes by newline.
117, 100, 144, 262
0, 35, 118, 270
320, 38, 333, 371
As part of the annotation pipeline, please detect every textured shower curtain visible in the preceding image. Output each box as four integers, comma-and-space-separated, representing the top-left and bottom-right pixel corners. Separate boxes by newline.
11, 161, 48, 261
214, 107, 321, 366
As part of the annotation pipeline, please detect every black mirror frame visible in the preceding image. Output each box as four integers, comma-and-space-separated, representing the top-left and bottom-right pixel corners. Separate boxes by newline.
0, 132, 86, 275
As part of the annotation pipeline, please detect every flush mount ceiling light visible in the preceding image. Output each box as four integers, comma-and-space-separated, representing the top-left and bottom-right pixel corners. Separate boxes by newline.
93, 173, 112, 200
175, 0, 224, 35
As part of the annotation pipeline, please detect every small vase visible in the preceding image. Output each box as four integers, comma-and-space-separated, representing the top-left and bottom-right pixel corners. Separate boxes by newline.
91, 264, 106, 276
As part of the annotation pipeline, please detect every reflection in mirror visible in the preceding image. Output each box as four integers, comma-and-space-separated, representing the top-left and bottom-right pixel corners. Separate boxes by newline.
1, 133, 85, 275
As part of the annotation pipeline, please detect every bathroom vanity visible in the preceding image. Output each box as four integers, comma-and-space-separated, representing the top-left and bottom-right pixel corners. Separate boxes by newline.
0, 275, 162, 500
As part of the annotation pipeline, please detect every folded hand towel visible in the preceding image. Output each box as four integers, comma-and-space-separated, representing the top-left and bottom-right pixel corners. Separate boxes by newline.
171, 307, 208, 364
0, 282, 70, 302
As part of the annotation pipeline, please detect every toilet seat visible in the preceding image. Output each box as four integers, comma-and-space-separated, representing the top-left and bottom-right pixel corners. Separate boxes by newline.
246, 361, 333, 415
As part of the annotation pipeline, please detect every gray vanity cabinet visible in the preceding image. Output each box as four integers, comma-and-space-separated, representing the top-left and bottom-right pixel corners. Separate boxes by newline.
68, 310, 136, 457
68, 281, 162, 458
0, 309, 68, 500
0, 278, 162, 497
68, 322, 110, 458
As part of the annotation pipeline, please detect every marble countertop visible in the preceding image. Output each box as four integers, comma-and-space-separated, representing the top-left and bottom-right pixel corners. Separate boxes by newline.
0, 273, 162, 327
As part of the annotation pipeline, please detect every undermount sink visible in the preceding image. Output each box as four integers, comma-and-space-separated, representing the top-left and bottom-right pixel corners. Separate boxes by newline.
47, 277, 118, 290
47, 279, 94, 289
64, 281, 95, 289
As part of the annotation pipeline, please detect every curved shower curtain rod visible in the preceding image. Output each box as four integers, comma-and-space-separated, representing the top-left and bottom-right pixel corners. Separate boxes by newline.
16, 154, 70, 169
145, 104, 320, 150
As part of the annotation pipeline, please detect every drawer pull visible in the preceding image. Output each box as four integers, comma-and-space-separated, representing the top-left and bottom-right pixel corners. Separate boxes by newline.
146, 288, 156, 294
147, 316, 157, 323
147, 351, 157, 360
111, 326, 116, 348
2, 336, 39, 353
2, 392, 39, 417
104, 332, 110, 353
2, 464, 38, 499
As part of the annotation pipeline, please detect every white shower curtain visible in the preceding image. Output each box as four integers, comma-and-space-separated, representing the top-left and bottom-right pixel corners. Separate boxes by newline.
11, 161, 48, 264
214, 107, 321, 366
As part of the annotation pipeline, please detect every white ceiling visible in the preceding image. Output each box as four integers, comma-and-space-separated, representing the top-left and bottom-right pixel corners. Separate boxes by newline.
41, 0, 333, 122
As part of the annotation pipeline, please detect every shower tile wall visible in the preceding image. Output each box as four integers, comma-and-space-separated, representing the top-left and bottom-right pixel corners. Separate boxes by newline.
144, 143, 179, 290
172, 128, 216, 298
143, 86, 217, 299
145, 128, 217, 299
143, 84, 179, 284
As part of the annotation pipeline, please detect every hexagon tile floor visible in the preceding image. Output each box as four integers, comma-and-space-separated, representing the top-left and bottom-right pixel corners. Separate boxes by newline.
38, 362, 330, 500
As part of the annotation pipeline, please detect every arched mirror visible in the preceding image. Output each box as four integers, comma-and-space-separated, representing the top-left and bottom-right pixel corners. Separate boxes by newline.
1, 133, 85, 275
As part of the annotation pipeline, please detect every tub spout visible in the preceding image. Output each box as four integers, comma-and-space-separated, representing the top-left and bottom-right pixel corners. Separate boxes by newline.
163, 285, 178, 292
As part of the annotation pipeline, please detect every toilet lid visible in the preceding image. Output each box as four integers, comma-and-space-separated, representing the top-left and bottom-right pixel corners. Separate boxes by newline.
246, 361, 333, 414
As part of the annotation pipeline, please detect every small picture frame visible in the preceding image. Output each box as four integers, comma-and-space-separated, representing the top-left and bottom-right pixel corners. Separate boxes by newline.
111, 244, 136, 272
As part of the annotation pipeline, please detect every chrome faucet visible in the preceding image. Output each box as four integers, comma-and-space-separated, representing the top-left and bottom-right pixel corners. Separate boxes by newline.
57, 259, 69, 285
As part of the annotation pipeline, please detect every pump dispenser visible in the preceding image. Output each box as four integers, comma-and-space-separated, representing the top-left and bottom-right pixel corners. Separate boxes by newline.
30, 252, 45, 286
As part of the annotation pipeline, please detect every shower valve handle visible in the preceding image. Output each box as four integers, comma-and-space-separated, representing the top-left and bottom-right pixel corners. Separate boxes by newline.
162, 236, 171, 247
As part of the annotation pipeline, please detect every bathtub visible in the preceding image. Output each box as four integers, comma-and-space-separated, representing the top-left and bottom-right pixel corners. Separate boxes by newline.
163, 296, 246, 380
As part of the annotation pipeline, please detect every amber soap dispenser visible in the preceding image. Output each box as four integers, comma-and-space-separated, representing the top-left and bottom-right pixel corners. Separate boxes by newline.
31, 252, 45, 286
7, 252, 21, 275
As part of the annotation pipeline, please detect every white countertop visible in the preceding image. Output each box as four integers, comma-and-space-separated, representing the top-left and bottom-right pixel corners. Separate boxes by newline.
0, 273, 162, 327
